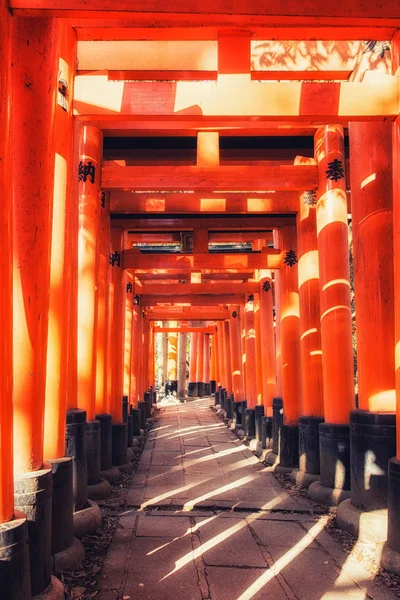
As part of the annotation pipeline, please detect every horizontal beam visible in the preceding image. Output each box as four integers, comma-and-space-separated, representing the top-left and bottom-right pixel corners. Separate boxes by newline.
74, 76, 399, 120
111, 191, 299, 214
146, 308, 230, 320
103, 164, 317, 191
123, 249, 281, 270
142, 294, 246, 306
154, 326, 215, 333
138, 282, 258, 295
127, 231, 274, 243
134, 272, 255, 281
112, 214, 296, 230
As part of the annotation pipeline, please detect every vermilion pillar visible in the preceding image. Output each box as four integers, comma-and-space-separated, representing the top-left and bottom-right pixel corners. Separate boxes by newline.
244, 297, 258, 408
77, 125, 102, 423
142, 318, 150, 391
278, 226, 302, 467
210, 333, 217, 392
123, 273, 134, 399
297, 191, 324, 477
188, 331, 198, 397
0, 0, 14, 524
345, 122, 396, 513
204, 333, 211, 395
197, 332, 205, 397
149, 322, 155, 389
217, 324, 226, 390
312, 125, 354, 495
258, 272, 276, 416
109, 228, 125, 424
12, 17, 60, 475
130, 304, 140, 406
229, 310, 244, 401
223, 320, 233, 396
254, 293, 263, 405
167, 322, 178, 390
273, 231, 283, 397
45, 25, 77, 460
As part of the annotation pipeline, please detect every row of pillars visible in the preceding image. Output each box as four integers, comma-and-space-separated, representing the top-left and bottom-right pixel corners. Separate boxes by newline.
0, 15, 156, 599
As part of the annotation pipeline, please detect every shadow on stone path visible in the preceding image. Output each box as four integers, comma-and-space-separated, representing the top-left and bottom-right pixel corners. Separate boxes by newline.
97, 399, 397, 600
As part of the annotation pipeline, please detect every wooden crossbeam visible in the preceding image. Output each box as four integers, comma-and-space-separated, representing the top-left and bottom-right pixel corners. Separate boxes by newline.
154, 326, 215, 333
111, 215, 296, 230
138, 282, 258, 295
127, 232, 274, 244
102, 164, 317, 191
146, 307, 230, 320
142, 294, 245, 306
123, 249, 281, 270
75, 76, 399, 121
111, 191, 298, 214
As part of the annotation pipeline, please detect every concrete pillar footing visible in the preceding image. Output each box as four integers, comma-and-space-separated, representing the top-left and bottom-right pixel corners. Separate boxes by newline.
307, 480, 350, 506
73, 500, 102, 539
336, 498, 388, 544
116, 461, 136, 473
290, 469, 320, 489
381, 544, 400, 577
100, 466, 120, 483
87, 477, 112, 501
262, 450, 278, 466
53, 537, 85, 573
32, 575, 64, 600
274, 465, 295, 475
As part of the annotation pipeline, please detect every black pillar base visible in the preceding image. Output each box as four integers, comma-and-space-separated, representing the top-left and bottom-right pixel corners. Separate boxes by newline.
225, 395, 233, 419
14, 464, 53, 596
0, 512, 31, 600
197, 382, 205, 398
255, 405, 265, 443
299, 415, 324, 475
233, 401, 242, 426
66, 409, 87, 511
245, 408, 256, 439
112, 423, 128, 466
138, 401, 147, 429
220, 388, 227, 410
210, 380, 216, 394
131, 408, 141, 436
95, 413, 113, 472
272, 397, 283, 455
122, 395, 129, 423
262, 416, 273, 450
214, 390, 220, 406
350, 410, 396, 511
86, 420, 101, 485
280, 425, 299, 468
388, 458, 400, 553
144, 391, 152, 418
49, 457, 74, 555
319, 423, 350, 490
127, 415, 134, 447
188, 382, 198, 397
204, 383, 211, 396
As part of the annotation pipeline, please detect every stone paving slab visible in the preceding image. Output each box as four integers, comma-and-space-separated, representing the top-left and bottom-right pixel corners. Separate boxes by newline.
99, 399, 398, 600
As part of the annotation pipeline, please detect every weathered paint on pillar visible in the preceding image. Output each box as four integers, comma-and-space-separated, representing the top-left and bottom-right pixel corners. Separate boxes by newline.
259, 272, 276, 415
109, 228, 125, 422
95, 190, 110, 415
229, 310, 244, 401
123, 272, 134, 398
244, 297, 258, 408
223, 321, 233, 395
197, 333, 205, 383
273, 231, 283, 397
204, 333, 211, 387
279, 226, 302, 425
297, 194, 324, 418
254, 292, 263, 405
77, 125, 102, 422
349, 122, 395, 413
315, 125, 354, 424
0, 0, 14, 521
393, 119, 400, 457
12, 17, 60, 474
189, 332, 198, 384
44, 24, 77, 458
167, 322, 178, 381
130, 304, 140, 406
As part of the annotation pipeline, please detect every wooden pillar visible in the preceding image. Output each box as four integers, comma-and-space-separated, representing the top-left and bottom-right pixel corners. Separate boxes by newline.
137, 309, 144, 401
109, 228, 125, 423
204, 333, 211, 395
12, 17, 60, 474
130, 304, 140, 406
244, 296, 258, 408
254, 292, 263, 405
95, 188, 110, 416
273, 231, 283, 397
123, 273, 134, 399
259, 272, 276, 415
315, 126, 354, 425
210, 333, 217, 388
223, 320, 233, 396
178, 332, 188, 398
241, 307, 248, 400
143, 318, 150, 391
197, 332, 205, 396
217, 324, 226, 389
148, 322, 155, 389
0, 0, 14, 522
77, 125, 102, 423
167, 322, 178, 384
229, 310, 244, 401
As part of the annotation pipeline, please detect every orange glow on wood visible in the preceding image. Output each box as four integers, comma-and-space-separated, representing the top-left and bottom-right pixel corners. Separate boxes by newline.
77, 125, 102, 422
45, 24, 77, 459
315, 125, 354, 424
223, 321, 233, 395
12, 17, 60, 474
0, 0, 14, 521
244, 298, 258, 408
217, 325, 225, 390
297, 196, 324, 418
254, 293, 263, 405
229, 312, 244, 401
109, 228, 126, 422
279, 226, 302, 425
167, 322, 178, 380
123, 272, 134, 397
139, 283, 259, 295
349, 122, 395, 413
258, 274, 276, 412
130, 305, 140, 406
393, 119, 400, 457
189, 332, 198, 383
196, 333, 205, 383
142, 294, 245, 306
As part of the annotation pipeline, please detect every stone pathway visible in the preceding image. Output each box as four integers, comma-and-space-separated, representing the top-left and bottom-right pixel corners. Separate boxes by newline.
98, 399, 397, 600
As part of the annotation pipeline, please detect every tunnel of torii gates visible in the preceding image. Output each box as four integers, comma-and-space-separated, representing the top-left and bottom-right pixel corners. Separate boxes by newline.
4, 0, 400, 597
